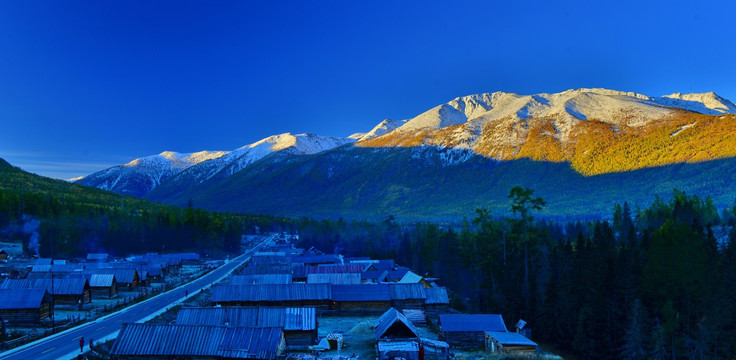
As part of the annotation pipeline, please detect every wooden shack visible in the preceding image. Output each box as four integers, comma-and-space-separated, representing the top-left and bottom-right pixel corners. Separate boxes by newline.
35, 276, 92, 304
389, 284, 426, 309
0, 288, 51, 325
484, 331, 538, 354
211, 284, 331, 309
331, 284, 391, 312
176, 307, 317, 349
89, 274, 117, 298
374, 308, 419, 340
439, 314, 508, 349
109, 323, 285, 360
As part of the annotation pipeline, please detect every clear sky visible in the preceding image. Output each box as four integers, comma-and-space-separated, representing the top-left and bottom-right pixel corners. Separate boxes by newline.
1, 0, 735, 179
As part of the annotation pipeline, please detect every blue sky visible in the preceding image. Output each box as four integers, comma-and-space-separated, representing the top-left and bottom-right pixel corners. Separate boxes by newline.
1, 0, 735, 179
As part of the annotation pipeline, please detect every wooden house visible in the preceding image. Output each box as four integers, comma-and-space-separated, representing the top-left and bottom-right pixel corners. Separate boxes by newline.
109, 323, 285, 360
484, 331, 538, 354
424, 287, 450, 319
176, 307, 317, 349
331, 284, 391, 312
374, 308, 419, 340
291, 254, 341, 266
211, 284, 331, 309
88, 268, 139, 290
389, 284, 427, 309
439, 314, 508, 349
89, 274, 117, 298
0, 288, 51, 325
377, 341, 419, 360
420, 339, 450, 360
35, 276, 92, 304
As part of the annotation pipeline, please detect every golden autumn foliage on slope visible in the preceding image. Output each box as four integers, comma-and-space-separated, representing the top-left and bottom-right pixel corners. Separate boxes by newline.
358, 112, 736, 176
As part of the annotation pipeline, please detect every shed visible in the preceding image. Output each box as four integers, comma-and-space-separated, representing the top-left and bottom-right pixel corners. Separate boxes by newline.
177, 307, 317, 348
88, 268, 139, 290
374, 308, 418, 340
421, 338, 450, 360
484, 331, 538, 354
439, 314, 508, 349
331, 284, 391, 312
89, 274, 117, 298
212, 284, 332, 308
389, 284, 427, 309
34, 276, 92, 304
0, 288, 51, 325
110, 323, 285, 360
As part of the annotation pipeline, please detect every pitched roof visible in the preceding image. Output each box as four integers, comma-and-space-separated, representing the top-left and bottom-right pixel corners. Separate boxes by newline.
398, 271, 423, 283
89, 274, 115, 287
307, 273, 361, 285
331, 284, 391, 302
212, 284, 331, 303
374, 308, 418, 340
306, 264, 362, 274
0, 288, 49, 309
389, 284, 427, 300
424, 287, 450, 305
176, 307, 316, 331
439, 314, 508, 332
34, 277, 89, 295
230, 274, 292, 285
109, 324, 283, 359
484, 331, 538, 346
291, 254, 341, 265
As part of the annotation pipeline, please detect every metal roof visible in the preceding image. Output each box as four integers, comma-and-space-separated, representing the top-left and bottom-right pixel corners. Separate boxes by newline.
389, 284, 427, 300
424, 287, 450, 305
331, 284, 391, 302
230, 274, 293, 285
439, 314, 508, 332
0, 288, 49, 309
0, 278, 32, 289
109, 323, 284, 359
212, 284, 331, 303
89, 274, 116, 287
291, 254, 341, 265
484, 331, 537, 346
34, 277, 89, 295
176, 307, 316, 331
307, 273, 361, 285
85, 268, 138, 283
86, 253, 109, 261
374, 308, 418, 340
306, 264, 362, 274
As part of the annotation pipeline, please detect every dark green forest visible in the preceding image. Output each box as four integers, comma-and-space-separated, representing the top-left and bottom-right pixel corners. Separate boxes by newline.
295, 188, 736, 359
0, 158, 290, 258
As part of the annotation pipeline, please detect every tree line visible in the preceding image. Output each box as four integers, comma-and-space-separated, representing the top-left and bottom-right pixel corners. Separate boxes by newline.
295, 188, 736, 359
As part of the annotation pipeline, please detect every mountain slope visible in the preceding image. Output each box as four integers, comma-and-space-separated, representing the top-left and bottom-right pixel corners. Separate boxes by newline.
145, 133, 354, 201
76, 151, 227, 197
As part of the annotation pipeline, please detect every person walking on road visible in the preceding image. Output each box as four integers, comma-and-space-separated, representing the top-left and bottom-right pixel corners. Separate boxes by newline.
79, 336, 84, 353
89, 338, 94, 352
185, 289, 189, 298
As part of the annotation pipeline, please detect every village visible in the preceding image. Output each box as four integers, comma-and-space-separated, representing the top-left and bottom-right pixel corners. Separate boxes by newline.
0, 235, 552, 360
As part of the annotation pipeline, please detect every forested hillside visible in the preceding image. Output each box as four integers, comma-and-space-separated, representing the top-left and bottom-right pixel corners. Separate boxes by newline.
295, 188, 736, 359
0, 158, 289, 258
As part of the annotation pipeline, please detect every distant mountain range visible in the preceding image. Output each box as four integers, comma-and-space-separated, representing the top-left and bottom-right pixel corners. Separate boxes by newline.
75, 88, 736, 220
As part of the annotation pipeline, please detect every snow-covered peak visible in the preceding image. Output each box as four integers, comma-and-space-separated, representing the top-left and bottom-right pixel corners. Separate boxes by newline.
658, 92, 736, 115
124, 150, 227, 169
355, 119, 407, 141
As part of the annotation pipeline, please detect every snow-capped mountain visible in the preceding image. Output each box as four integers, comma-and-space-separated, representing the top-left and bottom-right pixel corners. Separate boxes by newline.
76, 150, 227, 197
78, 88, 736, 200
360, 88, 736, 162
79, 133, 354, 198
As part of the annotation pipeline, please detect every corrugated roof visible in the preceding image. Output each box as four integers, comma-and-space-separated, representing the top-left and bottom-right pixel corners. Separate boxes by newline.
307, 265, 362, 274
389, 284, 426, 300
331, 284, 391, 302
109, 324, 283, 359
89, 274, 115, 287
176, 307, 316, 331
34, 277, 89, 295
230, 274, 292, 285
0, 278, 32, 289
85, 268, 138, 283
424, 287, 449, 305
0, 288, 49, 309
439, 314, 508, 332
374, 308, 418, 340
239, 265, 292, 275
377, 340, 419, 352
484, 331, 537, 346
307, 273, 361, 285
212, 284, 331, 303
291, 254, 341, 265
252, 255, 291, 265
34, 258, 52, 266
